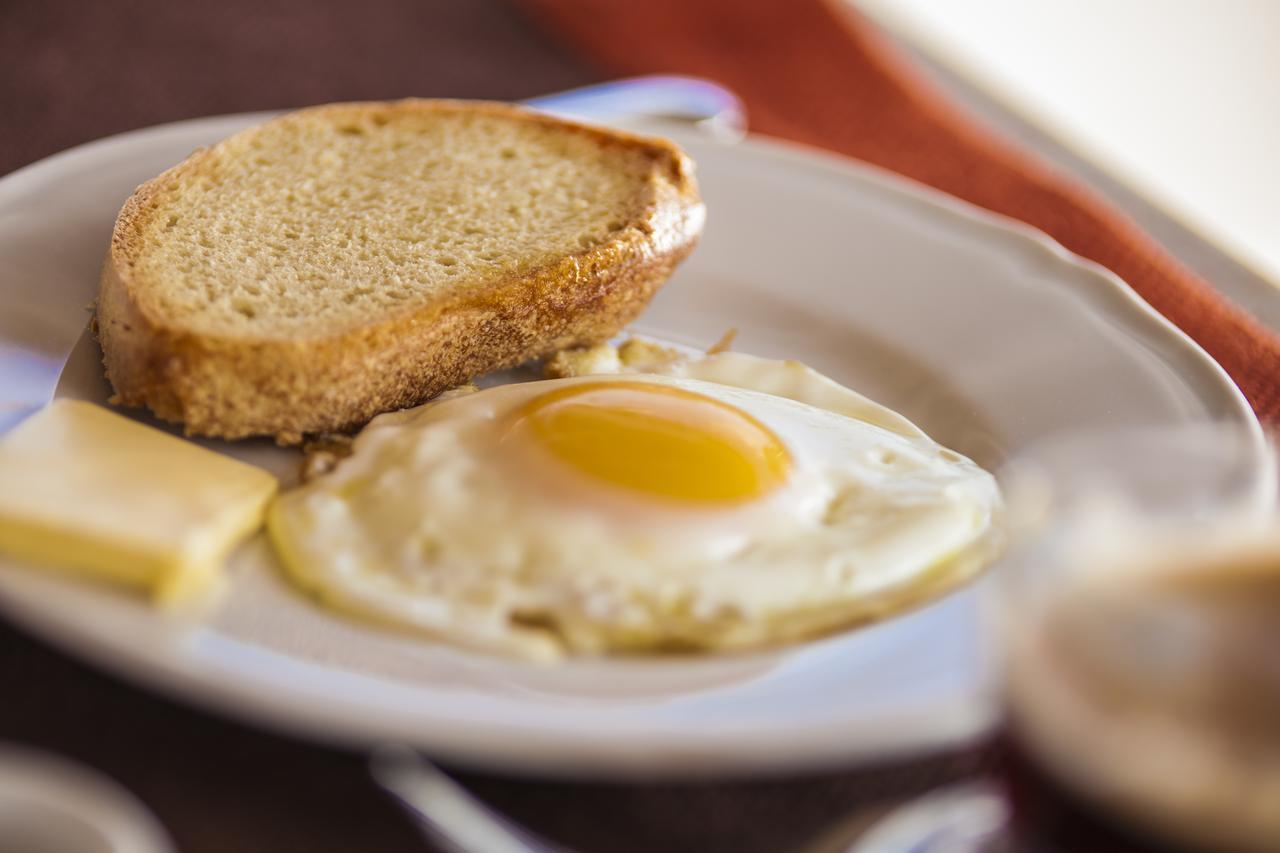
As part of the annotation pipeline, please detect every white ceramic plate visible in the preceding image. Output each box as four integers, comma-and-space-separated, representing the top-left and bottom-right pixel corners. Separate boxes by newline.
0, 109, 1265, 779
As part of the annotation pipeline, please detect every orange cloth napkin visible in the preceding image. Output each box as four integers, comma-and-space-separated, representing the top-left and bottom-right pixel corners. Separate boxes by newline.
520, 0, 1280, 424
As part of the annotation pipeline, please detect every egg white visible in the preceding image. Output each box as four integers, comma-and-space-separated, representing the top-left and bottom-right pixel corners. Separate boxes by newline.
268, 352, 1001, 660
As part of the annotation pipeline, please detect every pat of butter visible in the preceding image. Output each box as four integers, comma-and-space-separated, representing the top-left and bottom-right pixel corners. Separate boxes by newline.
0, 400, 277, 604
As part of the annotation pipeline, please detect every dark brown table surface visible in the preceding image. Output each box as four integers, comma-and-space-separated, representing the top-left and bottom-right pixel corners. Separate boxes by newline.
0, 0, 594, 177
0, 2, 986, 850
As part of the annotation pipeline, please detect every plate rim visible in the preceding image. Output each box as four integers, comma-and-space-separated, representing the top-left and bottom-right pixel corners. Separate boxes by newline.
724, 128, 1261, 431
0, 110, 1266, 779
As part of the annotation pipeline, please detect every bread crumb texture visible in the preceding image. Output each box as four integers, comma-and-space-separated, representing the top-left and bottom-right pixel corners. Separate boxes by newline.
127, 103, 676, 336
99, 100, 703, 441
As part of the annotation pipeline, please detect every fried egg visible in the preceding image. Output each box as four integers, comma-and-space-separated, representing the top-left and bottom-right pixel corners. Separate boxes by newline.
267, 348, 1001, 660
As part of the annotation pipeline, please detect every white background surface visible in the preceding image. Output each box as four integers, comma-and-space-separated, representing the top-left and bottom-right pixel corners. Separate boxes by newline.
856, 0, 1280, 285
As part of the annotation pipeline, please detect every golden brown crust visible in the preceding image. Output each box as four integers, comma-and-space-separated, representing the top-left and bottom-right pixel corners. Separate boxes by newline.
97, 99, 704, 443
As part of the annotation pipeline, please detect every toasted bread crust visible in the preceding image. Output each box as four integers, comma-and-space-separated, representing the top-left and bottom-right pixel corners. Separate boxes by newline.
97, 100, 703, 443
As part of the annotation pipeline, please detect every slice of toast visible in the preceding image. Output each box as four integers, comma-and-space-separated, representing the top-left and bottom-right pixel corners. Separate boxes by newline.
98, 99, 704, 443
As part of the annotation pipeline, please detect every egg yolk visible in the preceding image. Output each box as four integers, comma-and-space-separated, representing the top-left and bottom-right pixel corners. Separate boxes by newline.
510, 381, 791, 503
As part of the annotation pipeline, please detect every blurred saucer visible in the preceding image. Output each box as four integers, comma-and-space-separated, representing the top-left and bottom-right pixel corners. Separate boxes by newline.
0, 743, 173, 853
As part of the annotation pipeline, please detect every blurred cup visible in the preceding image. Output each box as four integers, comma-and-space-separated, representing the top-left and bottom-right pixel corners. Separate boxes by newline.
992, 421, 1280, 852
0, 744, 173, 853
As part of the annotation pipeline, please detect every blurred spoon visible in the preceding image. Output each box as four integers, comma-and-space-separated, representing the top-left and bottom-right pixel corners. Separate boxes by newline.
370, 745, 566, 853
